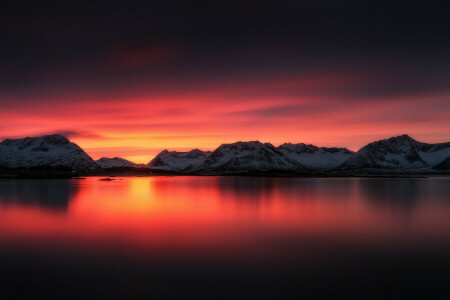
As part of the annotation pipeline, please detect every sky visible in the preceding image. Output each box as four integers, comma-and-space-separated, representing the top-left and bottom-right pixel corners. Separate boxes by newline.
1, 0, 449, 163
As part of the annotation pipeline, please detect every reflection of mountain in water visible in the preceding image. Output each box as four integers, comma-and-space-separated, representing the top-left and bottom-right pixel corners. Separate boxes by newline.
357, 178, 450, 213
216, 177, 355, 204
214, 177, 450, 215
216, 177, 276, 201
0, 180, 78, 211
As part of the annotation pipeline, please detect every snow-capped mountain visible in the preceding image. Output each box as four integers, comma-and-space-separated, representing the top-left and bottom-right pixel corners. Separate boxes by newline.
0, 134, 98, 171
148, 149, 212, 172
1, 133, 448, 175
196, 141, 311, 174
335, 135, 450, 173
96, 157, 144, 168
277, 143, 354, 170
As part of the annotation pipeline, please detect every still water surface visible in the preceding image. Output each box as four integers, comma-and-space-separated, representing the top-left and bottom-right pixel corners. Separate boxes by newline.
0, 176, 449, 298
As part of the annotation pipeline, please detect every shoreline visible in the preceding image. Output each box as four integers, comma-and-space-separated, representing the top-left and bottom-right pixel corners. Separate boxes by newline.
2, 171, 448, 180
1, 166, 448, 179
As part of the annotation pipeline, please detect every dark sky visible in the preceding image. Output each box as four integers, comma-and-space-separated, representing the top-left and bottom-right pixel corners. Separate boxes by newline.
1, 0, 449, 162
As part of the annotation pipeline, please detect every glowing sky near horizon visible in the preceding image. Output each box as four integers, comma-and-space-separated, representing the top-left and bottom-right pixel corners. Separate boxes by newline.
1, 1, 449, 163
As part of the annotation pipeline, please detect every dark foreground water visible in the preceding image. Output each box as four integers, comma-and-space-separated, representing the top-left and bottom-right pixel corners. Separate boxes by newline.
0, 176, 449, 299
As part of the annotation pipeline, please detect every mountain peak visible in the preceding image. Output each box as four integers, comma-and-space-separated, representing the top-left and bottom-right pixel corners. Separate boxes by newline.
360, 135, 419, 152
40, 134, 70, 145
386, 134, 416, 143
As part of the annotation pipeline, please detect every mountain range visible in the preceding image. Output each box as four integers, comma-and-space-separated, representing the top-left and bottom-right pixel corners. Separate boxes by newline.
0, 134, 449, 175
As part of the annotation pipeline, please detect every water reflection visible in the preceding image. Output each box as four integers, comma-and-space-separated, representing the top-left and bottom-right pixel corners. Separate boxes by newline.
358, 178, 450, 212
0, 176, 449, 298
0, 176, 448, 255
216, 177, 277, 201
0, 180, 78, 211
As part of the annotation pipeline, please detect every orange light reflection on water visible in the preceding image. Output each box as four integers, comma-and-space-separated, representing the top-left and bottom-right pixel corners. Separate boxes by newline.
0, 177, 449, 260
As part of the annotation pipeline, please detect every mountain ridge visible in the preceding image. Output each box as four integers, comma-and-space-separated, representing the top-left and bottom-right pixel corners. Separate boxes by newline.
0, 134, 449, 175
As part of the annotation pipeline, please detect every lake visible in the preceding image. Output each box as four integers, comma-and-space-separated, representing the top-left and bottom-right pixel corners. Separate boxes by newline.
0, 176, 449, 298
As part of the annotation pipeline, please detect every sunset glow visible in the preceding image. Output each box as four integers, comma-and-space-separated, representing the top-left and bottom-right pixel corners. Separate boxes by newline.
2, 76, 449, 163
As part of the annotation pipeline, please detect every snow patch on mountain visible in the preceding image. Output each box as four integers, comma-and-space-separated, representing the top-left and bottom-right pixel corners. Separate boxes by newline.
278, 143, 354, 170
